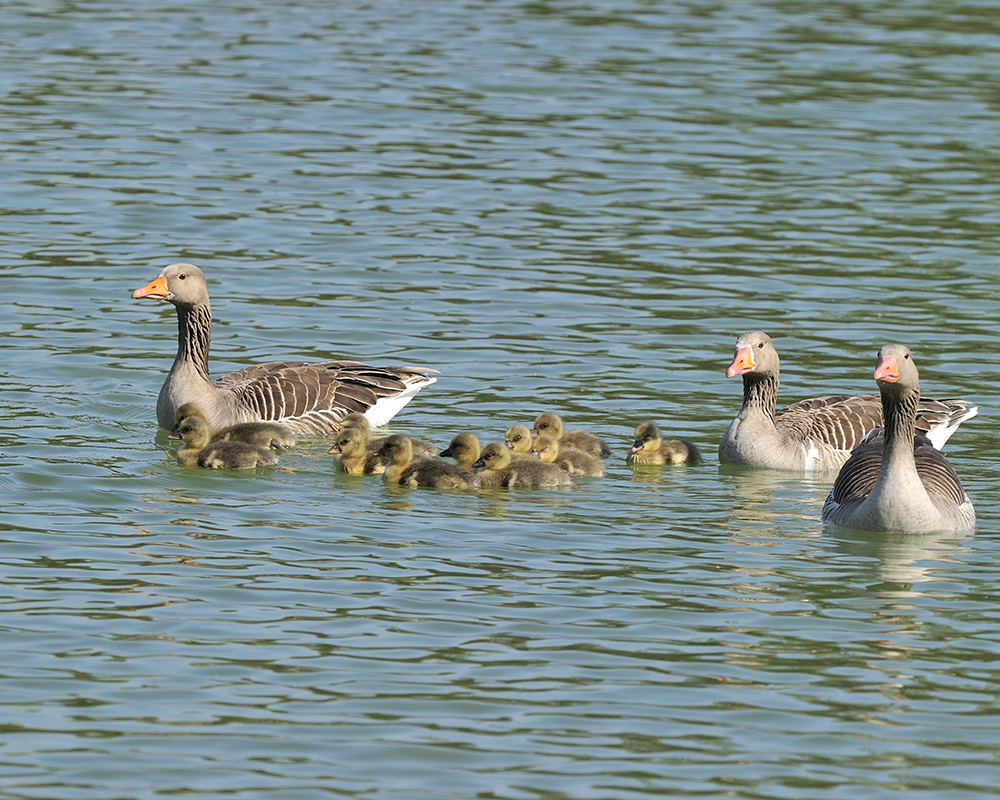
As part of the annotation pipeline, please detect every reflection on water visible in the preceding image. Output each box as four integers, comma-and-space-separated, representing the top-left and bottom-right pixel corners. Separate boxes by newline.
830, 527, 970, 592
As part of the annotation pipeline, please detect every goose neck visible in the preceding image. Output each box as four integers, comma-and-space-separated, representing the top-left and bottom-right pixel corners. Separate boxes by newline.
742, 372, 778, 422
176, 302, 213, 383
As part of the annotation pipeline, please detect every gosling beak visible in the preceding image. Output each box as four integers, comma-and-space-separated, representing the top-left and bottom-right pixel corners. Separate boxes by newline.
327, 443, 342, 455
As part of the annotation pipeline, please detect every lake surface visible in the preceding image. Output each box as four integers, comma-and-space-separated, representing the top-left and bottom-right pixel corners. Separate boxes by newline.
3, 1, 1000, 797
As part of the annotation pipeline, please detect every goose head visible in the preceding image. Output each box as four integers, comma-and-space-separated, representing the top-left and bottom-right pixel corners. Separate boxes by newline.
473, 441, 512, 471
631, 421, 661, 454
505, 424, 533, 453
132, 263, 210, 310
172, 414, 213, 450
873, 344, 919, 395
440, 433, 481, 467
378, 434, 413, 466
532, 434, 560, 463
532, 412, 564, 439
726, 331, 778, 379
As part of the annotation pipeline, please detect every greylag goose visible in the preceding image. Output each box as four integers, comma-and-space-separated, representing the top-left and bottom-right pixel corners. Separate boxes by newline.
379, 434, 480, 489
504, 424, 534, 456
719, 331, 977, 471
532, 434, 606, 477
822, 345, 975, 532
532, 412, 611, 458
473, 441, 572, 488
440, 433, 482, 470
336, 411, 439, 459
132, 263, 437, 435
627, 421, 702, 466
172, 402, 296, 450
328, 426, 387, 475
172, 413, 279, 470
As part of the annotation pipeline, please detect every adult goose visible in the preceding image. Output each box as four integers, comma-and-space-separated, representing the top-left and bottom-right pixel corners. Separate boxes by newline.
719, 331, 977, 471
132, 263, 437, 435
822, 345, 975, 533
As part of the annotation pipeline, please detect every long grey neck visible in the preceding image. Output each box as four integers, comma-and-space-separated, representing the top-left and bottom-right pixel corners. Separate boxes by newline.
175, 302, 212, 383
741, 372, 778, 422
882, 384, 919, 460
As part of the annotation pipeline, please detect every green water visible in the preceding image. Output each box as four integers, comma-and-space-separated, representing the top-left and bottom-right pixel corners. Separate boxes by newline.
2, 1, 1000, 798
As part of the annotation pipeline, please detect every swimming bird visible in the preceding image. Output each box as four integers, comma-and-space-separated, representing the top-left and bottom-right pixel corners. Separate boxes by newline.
822, 344, 975, 532
532, 412, 610, 458
171, 402, 296, 450
627, 421, 702, 466
719, 330, 977, 471
328, 426, 387, 475
473, 441, 572, 488
379, 434, 480, 489
504, 424, 534, 456
172, 413, 278, 469
440, 433, 482, 470
132, 263, 436, 434
532, 434, 606, 477
335, 411, 439, 459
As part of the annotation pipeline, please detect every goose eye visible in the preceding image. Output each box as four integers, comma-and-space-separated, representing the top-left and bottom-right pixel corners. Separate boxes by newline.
757, 341, 764, 348
904, 353, 910, 360
178, 273, 187, 280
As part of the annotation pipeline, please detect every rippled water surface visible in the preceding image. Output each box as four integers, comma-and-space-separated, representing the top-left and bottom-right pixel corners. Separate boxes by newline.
3, 1, 1000, 797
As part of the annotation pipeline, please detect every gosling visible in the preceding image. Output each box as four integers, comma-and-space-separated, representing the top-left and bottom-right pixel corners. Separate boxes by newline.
440, 433, 482, 470
172, 414, 278, 470
336, 412, 439, 459
627, 421, 702, 466
379, 434, 480, 489
504, 424, 535, 456
328, 426, 387, 475
532, 412, 610, 458
173, 402, 296, 450
473, 441, 572, 488
533, 434, 606, 477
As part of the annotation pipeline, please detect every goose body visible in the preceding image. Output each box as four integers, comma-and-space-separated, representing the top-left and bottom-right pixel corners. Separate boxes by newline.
719, 331, 977, 471
627, 421, 702, 466
132, 263, 436, 435
473, 441, 572, 488
822, 345, 975, 533
532, 412, 611, 458
379, 434, 480, 489
533, 435, 606, 477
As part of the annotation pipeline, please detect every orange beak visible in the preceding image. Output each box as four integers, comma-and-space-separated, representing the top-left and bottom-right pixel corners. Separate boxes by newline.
873, 355, 899, 383
131, 275, 169, 300
726, 347, 755, 378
